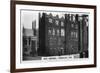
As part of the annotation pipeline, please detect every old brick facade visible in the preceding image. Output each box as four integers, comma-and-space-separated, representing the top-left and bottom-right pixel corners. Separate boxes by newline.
38, 12, 88, 57
23, 12, 89, 58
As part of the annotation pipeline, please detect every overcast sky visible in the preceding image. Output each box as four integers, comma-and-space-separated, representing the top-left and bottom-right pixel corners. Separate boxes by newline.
21, 11, 66, 29
21, 11, 86, 29
21, 11, 39, 29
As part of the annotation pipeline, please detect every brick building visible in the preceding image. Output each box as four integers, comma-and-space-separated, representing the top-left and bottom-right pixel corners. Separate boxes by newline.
23, 12, 89, 58
38, 12, 88, 57
65, 14, 79, 55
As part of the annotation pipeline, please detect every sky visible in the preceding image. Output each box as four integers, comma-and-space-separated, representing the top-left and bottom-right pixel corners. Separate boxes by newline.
21, 10, 39, 29
21, 10, 65, 29
21, 10, 89, 29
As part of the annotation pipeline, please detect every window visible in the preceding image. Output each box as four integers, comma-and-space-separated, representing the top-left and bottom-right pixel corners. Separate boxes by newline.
23, 38, 27, 45
61, 29, 65, 36
55, 20, 59, 25
71, 31, 74, 37
75, 24, 78, 29
31, 40, 36, 50
61, 21, 64, 26
75, 32, 78, 39
48, 29, 52, 35
73, 15, 75, 22
69, 14, 72, 21
57, 29, 60, 36
48, 18, 53, 23
52, 28, 55, 36
29, 37, 31, 45
71, 23, 74, 28
71, 31, 78, 39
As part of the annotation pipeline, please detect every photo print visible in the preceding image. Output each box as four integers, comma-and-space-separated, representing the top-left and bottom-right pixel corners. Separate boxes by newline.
21, 10, 89, 61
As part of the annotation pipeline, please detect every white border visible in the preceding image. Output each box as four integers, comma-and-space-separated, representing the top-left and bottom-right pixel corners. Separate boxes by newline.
16, 4, 94, 69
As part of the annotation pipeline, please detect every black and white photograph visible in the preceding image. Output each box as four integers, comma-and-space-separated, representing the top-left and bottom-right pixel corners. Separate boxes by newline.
11, 1, 96, 72
21, 10, 89, 61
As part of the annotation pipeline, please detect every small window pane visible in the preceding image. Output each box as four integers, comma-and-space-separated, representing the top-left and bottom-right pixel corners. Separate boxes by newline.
71, 31, 74, 37
57, 29, 60, 36
61, 21, 64, 26
71, 23, 74, 28
52, 28, 55, 36
75, 24, 78, 29
61, 29, 65, 36
55, 20, 59, 25
48, 29, 52, 35
75, 32, 78, 39
48, 18, 53, 23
